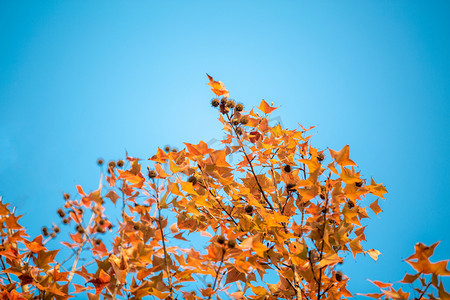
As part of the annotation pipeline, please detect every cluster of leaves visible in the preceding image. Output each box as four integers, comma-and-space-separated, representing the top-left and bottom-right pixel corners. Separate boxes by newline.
0, 74, 448, 299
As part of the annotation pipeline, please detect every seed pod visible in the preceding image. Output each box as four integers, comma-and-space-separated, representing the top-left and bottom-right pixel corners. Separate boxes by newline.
211, 98, 220, 107
355, 181, 363, 187
50, 232, 56, 238
57, 208, 65, 218
117, 160, 124, 167
63, 193, 70, 200
133, 224, 140, 231
108, 161, 116, 169
283, 165, 291, 173
188, 175, 197, 185
317, 153, 325, 162
220, 98, 227, 105
76, 225, 84, 234
286, 183, 296, 192
232, 118, 239, 126
226, 99, 235, 108
245, 205, 254, 214
239, 115, 249, 125
95, 239, 102, 246
98, 219, 105, 226
164, 145, 171, 152
148, 170, 157, 179
347, 200, 355, 209
217, 235, 226, 245
235, 127, 243, 135
42, 227, 49, 236
97, 158, 104, 166
227, 239, 236, 249
63, 218, 69, 224
53, 226, 60, 233
335, 271, 343, 281
235, 103, 244, 112
96, 225, 105, 233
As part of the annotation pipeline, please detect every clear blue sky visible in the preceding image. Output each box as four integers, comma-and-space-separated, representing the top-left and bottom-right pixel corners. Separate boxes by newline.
1, 1, 449, 296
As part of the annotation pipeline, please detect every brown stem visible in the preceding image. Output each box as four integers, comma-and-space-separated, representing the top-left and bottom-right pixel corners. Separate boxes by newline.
208, 248, 226, 299
0, 257, 12, 284
225, 113, 275, 211
153, 178, 174, 298
417, 281, 432, 300
317, 192, 330, 300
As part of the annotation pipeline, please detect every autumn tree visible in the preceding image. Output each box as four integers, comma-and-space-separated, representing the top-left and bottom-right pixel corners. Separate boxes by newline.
0, 74, 448, 299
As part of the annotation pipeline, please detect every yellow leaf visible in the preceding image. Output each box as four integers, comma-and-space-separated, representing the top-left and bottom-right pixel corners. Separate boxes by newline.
258, 99, 278, 114
370, 199, 382, 215
206, 73, 229, 97
365, 249, 382, 262
329, 145, 357, 167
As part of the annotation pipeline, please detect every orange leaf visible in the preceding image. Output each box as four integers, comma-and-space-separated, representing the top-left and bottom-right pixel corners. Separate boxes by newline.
368, 280, 392, 288
329, 145, 357, 167
206, 73, 229, 97
370, 199, 382, 216
365, 249, 382, 262
258, 99, 278, 114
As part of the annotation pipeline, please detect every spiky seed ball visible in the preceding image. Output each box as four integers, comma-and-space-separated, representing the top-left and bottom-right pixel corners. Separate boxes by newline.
96, 225, 105, 233
347, 200, 355, 209
245, 205, 254, 214
283, 165, 291, 173
226, 99, 235, 108
219, 103, 228, 114
57, 208, 65, 218
220, 98, 228, 105
227, 239, 236, 249
188, 175, 197, 185
63, 218, 69, 224
97, 158, 104, 166
148, 170, 157, 179
239, 116, 249, 125
108, 161, 116, 169
53, 226, 60, 233
171, 148, 177, 152
98, 219, 105, 226
76, 225, 84, 234
63, 193, 70, 200
320, 193, 326, 200
117, 160, 124, 167
133, 224, 140, 230
235, 127, 243, 135
235, 103, 244, 112
217, 235, 226, 245
50, 232, 56, 238
42, 227, 49, 236
95, 239, 101, 246
211, 98, 220, 107
335, 271, 343, 281
317, 153, 325, 162
286, 183, 296, 192
207, 283, 212, 288
164, 145, 171, 152
355, 181, 363, 187
232, 118, 239, 126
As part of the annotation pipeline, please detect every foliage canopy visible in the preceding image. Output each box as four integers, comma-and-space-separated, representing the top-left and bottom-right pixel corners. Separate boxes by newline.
0, 75, 448, 299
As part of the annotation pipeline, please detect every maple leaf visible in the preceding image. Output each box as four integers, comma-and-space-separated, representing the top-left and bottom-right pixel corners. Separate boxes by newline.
206, 73, 229, 97
258, 99, 278, 114
329, 145, 357, 167
87, 269, 111, 295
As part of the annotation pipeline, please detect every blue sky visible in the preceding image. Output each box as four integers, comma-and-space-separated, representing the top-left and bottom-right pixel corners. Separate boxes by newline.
1, 1, 449, 296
